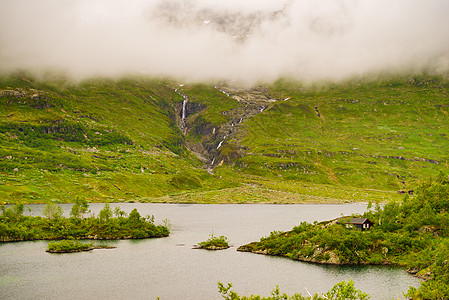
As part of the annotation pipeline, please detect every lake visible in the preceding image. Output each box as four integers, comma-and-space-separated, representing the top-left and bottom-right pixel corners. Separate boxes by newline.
0, 203, 420, 299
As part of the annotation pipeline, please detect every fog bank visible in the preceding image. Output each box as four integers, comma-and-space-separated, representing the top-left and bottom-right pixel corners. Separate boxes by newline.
1, 0, 448, 82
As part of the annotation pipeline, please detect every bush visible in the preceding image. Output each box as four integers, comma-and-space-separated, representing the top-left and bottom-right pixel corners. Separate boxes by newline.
198, 233, 229, 249
217, 280, 370, 300
47, 240, 92, 253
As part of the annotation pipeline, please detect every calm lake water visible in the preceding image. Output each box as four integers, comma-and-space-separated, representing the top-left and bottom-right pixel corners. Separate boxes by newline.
0, 203, 420, 299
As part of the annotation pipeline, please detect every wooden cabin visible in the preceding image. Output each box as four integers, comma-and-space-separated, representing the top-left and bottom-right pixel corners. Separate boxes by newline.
339, 217, 374, 231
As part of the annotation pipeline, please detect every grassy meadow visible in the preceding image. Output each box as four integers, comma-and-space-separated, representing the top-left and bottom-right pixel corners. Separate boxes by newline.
1, 72, 448, 204
230, 75, 449, 192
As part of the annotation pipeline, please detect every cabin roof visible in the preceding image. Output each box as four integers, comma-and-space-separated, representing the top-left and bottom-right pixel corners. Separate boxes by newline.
349, 218, 373, 225
338, 217, 373, 225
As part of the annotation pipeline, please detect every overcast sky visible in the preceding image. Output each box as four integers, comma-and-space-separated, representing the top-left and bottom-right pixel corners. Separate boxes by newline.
1, 0, 448, 82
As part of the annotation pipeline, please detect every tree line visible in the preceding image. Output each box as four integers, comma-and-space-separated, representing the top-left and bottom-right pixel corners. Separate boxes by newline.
0, 198, 169, 241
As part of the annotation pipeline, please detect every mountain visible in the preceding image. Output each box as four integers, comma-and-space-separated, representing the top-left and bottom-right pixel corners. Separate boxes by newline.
1, 72, 448, 204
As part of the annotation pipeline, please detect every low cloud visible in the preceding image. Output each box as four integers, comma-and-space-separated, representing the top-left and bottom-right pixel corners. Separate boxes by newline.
1, 0, 448, 82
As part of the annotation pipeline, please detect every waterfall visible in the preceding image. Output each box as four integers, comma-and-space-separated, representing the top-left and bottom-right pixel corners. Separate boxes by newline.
175, 86, 188, 129
260, 106, 266, 112
211, 157, 215, 165
217, 135, 227, 149
182, 99, 187, 124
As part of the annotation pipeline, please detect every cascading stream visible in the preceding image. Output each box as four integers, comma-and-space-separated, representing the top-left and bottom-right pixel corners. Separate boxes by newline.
216, 135, 227, 149
214, 85, 231, 98
181, 99, 187, 125
175, 85, 188, 130
176, 84, 280, 173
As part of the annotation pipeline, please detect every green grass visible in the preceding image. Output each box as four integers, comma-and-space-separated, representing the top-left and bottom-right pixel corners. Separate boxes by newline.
231, 74, 449, 192
1, 72, 449, 204
0, 73, 236, 203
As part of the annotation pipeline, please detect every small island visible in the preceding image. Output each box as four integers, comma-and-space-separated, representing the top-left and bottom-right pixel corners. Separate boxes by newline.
195, 233, 230, 250
46, 240, 116, 253
1, 200, 170, 242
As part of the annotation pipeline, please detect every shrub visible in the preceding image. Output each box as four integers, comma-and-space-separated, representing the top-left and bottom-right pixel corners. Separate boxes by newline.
217, 280, 370, 300
198, 233, 229, 249
47, 240, 92, 253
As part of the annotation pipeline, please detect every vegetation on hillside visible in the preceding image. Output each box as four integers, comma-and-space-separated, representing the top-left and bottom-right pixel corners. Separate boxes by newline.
0, 200, 169, 241
217, 280, 369, 300
1, 72, 449, 204
230, 74, 449, 193
237, 174, 449, 299
0, 72, 236, 203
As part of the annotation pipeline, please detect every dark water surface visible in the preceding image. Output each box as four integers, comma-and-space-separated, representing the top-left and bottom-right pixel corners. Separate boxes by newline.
0, 203, 420, 299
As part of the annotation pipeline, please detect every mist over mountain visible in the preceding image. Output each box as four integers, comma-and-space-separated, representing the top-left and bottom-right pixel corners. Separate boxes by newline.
1, 0, 449, 82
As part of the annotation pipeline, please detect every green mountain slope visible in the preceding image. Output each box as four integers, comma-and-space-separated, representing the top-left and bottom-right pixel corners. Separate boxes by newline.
226, 76, 449, 194
0, 73, 235, 203
1, 72, 448, 204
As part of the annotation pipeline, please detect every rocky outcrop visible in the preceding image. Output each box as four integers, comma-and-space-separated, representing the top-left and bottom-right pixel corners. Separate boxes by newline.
174, 84, 280, 170
237, 242, 343, 265
1, 88, 55, 109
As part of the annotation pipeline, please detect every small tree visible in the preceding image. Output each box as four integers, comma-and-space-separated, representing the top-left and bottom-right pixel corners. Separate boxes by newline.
13, 203, 24, 216
98, 203, 113, 223
113, 206, 126, 218
70, 197, 89, 219
1, 204, 25, 221
128, 208, 141, 224
43, 202, 63, 220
